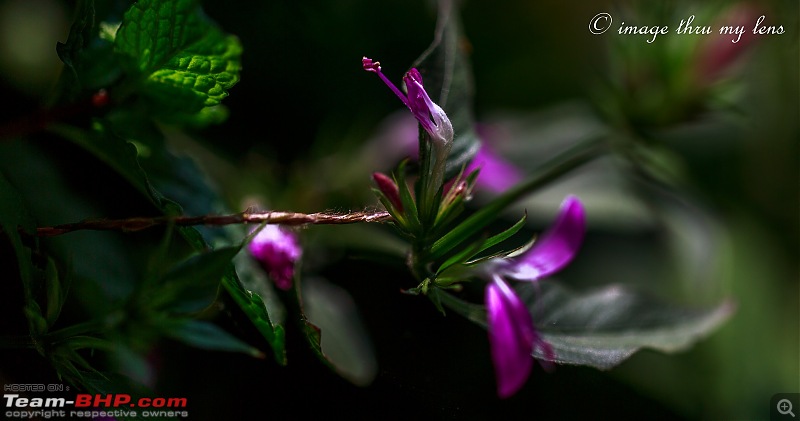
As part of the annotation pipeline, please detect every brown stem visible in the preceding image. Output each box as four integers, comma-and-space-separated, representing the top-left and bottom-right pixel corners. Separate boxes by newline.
26, 210, 393, 237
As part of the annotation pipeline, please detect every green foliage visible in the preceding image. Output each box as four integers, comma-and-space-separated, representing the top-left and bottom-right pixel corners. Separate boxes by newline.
0, 0, 283, 392
115, 0, 242, 124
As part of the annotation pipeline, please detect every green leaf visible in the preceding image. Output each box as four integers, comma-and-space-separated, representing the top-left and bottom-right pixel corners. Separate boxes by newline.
53, 1, 123, 101
56, 0, 95, 78
522, 282, 734, 369
439, 280, 733, 370
436, 212, 527, 275
395, 162, 422, 233
162, 319, 264, 358
150, 246, 240, 313
298, 277, 378, 386
227, 253, 287, 365
0, 172, 37, 291
0, 171, 48, 338
0, 170, 36, 235
412, 1, 480, 180
45, 257, 70, 329
51, 123, 176, 213
114, 0, 241, 124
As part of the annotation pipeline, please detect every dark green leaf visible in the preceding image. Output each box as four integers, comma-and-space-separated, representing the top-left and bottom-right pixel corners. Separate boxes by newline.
45, 257, 70, 329
51, 123, 176, 213
150, 246, 240, 313
0, 170, 36, 235
412, 1, 480, 180
436, 212, 527, 274
298, 277, 378, 386
228, 253, 288, 365
440, 280, 732, 370
162, 319, 264, 358
522, 282, 734, 369
56, 0, 95, 77
0, 171, 37, 294
53, 1, 123, 101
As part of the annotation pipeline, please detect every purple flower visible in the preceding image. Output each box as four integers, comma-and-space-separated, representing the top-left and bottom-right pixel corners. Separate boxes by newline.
362, 57, 453, 148
484, 195, 585, 398
247, 225, 302, 291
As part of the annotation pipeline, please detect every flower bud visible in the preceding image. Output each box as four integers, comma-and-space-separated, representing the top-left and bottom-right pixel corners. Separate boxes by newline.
247, 225, 302, 291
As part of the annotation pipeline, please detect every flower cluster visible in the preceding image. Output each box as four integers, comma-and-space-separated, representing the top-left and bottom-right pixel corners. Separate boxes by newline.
364, 55, 587, 398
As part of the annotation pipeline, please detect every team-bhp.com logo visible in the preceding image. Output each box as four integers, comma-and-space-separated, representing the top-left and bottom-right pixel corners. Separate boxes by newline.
4, 393, 188, 419
5, 393, 187, 408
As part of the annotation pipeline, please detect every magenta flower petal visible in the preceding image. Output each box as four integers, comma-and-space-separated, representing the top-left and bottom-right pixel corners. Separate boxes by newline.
402, 69, 453, 146
504, 195, 586, 281
466, 145, 524, 193
247, 225, 302, 290
485, 276, 535, 398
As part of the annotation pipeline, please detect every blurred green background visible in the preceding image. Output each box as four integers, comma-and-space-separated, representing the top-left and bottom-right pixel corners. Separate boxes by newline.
0, 0, 797, 419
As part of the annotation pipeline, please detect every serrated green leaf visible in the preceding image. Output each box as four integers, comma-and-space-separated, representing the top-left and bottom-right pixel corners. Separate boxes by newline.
162, 319, 264, 358
114, 0, 241, 124
143, 29, 241, 109
412, 1, 480, 180
115, 0, 203, 74
525, 282, 733, 369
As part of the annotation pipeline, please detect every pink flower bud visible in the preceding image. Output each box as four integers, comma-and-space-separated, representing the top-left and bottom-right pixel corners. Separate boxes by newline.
247, 225, 302, 291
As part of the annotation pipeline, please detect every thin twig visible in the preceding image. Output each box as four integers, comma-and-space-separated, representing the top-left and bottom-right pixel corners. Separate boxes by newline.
26, 210, 393, 237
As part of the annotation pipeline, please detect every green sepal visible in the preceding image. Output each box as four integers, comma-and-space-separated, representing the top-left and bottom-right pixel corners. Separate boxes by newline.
428, 142, 600, 261
395, 161, 422, 234
427, 287, 447, 316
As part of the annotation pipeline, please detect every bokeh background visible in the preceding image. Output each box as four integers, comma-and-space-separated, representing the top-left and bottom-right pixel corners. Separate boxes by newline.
0, 0, 797, 419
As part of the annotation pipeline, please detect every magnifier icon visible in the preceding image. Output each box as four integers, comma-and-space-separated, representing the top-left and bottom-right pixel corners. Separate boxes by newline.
778, 399, 796, 417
